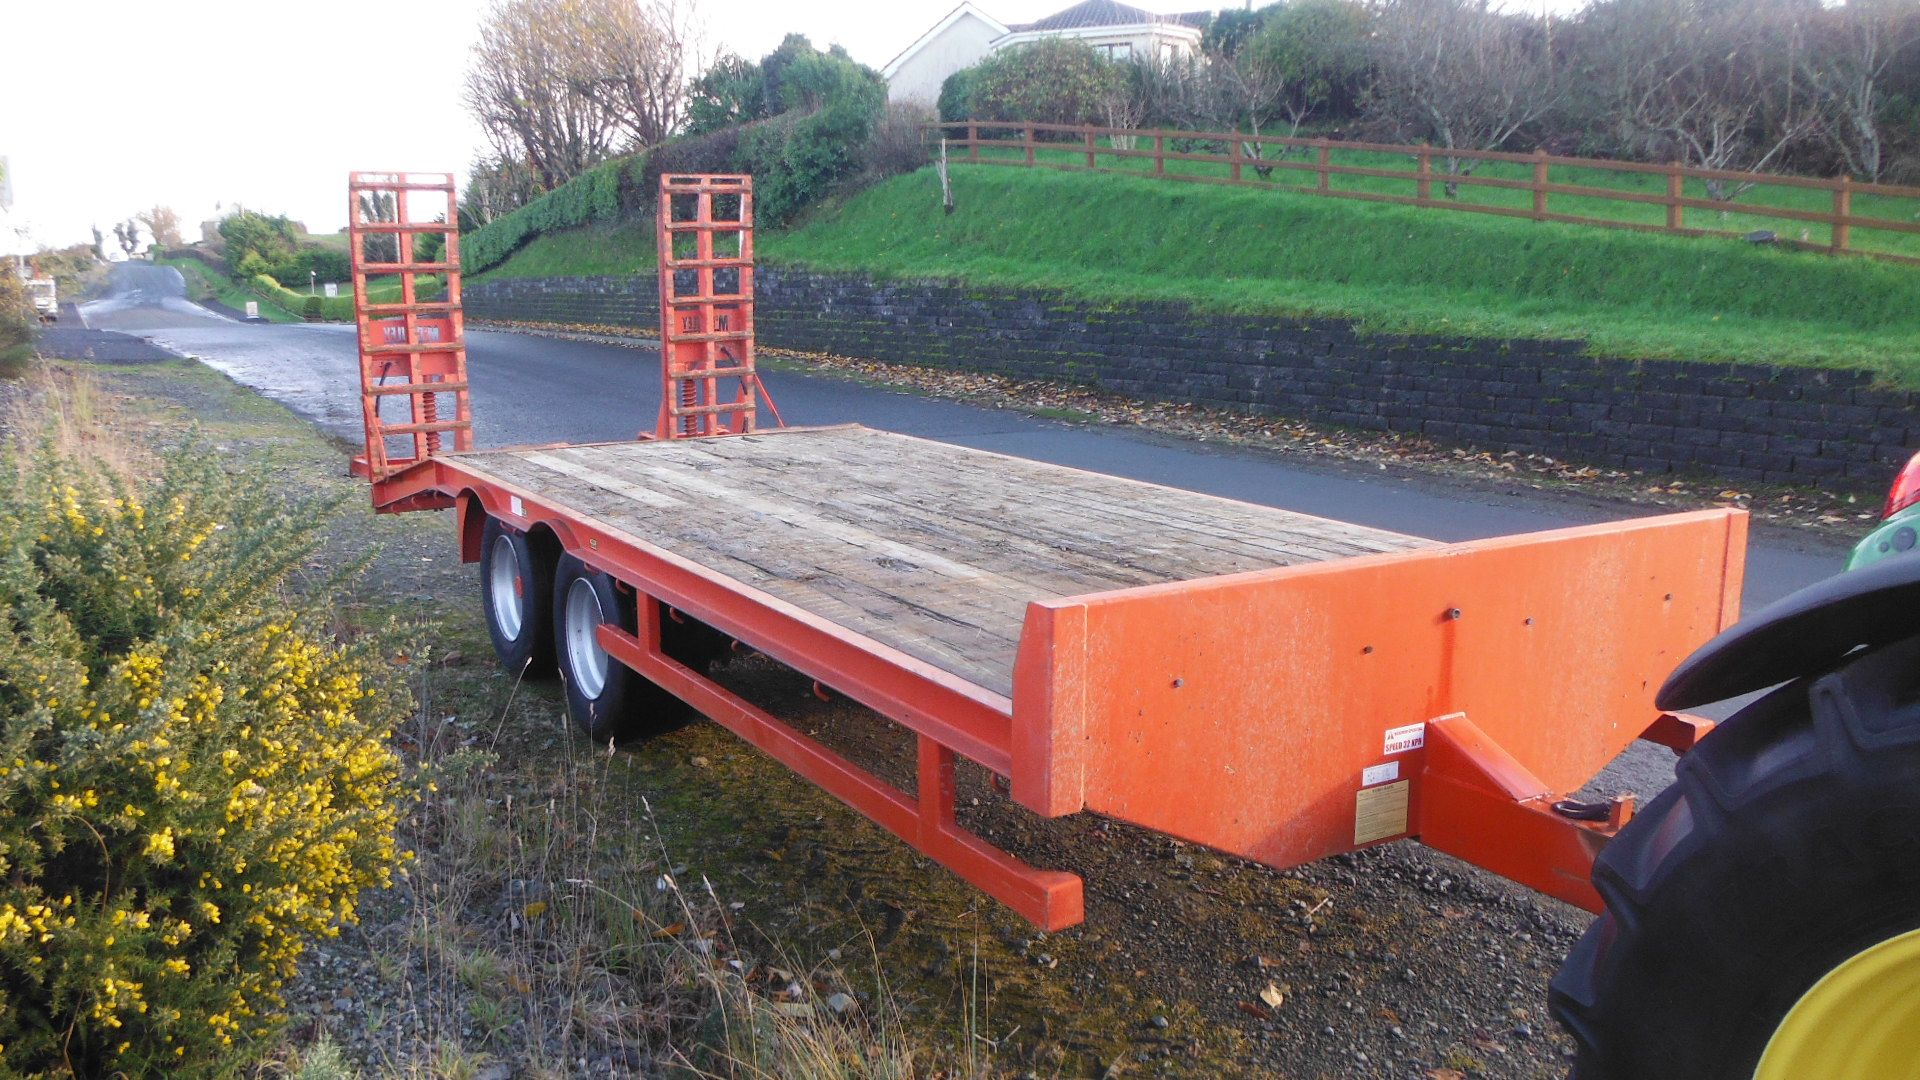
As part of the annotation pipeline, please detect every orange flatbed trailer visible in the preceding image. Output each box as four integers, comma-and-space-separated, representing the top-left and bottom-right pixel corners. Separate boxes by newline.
347, 171, 1744, 932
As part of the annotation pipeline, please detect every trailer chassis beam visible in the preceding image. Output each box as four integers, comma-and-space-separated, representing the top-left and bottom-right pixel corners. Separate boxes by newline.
1416, 712, 1711, 913
599, 606, 1085, 930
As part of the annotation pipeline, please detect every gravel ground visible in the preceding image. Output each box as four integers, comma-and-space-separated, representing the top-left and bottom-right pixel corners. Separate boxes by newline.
27, 354, 1610, 1078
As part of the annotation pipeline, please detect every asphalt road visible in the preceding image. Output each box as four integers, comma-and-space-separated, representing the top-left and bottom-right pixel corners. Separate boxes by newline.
80, 261, 1855, 795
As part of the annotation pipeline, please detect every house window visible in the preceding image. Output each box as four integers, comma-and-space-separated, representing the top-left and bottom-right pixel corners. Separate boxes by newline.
1096, 42, 1132, 60
1157, 40, 1179, 63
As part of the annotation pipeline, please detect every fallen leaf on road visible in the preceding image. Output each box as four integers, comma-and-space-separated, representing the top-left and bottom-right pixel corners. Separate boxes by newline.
1237, 1001, 1271, 1020
1259, 983, 1287, 1009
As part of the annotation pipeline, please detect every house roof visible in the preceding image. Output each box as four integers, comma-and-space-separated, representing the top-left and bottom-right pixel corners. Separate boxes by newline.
1006, 0, 1209, 33
881, 1, 1010, 78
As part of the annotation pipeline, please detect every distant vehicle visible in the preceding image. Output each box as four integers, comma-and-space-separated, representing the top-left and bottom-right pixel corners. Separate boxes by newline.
26, 278, 56, 323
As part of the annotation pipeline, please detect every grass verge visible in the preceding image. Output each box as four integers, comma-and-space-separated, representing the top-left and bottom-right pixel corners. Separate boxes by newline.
158, 254, 302, 322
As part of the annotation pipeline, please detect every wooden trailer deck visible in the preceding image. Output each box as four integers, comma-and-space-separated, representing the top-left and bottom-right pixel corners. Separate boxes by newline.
451, 425, 1433, 697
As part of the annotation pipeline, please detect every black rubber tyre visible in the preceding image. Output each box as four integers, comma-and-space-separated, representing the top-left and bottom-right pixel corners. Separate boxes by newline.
551, 554, 700, 743
480, 516, 555, 678
1549, 632, 1920, 1079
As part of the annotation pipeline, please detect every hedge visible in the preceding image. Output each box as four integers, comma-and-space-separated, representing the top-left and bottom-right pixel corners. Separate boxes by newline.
460, 119, 803, 275
249, 276, 352, 321
463, 155, 652, 274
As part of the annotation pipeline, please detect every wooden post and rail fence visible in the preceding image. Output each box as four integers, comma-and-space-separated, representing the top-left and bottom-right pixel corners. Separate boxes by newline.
928, 120, 1920, 266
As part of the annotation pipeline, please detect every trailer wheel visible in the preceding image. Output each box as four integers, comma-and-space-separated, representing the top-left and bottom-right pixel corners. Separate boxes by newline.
1550, 632, 1920, 1079
552, 554, 690, 743
480, 517, 554, 678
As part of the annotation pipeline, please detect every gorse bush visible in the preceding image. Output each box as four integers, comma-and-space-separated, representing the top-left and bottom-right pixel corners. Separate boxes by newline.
0, 386, 407, 1076
0, 274, 33, 379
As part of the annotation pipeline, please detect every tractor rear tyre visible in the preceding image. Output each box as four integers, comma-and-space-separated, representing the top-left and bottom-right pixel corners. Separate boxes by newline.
1550, 632, 1920, 1079
480, 516, 555, 679
552, 554, 709, 744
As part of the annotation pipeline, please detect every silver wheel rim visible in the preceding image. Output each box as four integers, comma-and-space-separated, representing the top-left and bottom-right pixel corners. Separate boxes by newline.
488, 535, 523, 641
565, 577, 610, 699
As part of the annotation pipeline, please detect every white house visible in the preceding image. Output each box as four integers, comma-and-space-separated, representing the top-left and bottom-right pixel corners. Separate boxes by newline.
882, 3, 1010, 107
882, 0, 1209, 107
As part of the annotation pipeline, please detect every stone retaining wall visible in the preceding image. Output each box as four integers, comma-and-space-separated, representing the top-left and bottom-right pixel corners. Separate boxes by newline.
466, 270, 1915, 490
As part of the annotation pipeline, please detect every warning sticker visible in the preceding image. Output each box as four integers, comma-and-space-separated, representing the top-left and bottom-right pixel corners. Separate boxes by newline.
1383, 723, 1426, 755
1354, 781, 1411, 845
1361, 761, 1400, 787
509, 495, 526, 518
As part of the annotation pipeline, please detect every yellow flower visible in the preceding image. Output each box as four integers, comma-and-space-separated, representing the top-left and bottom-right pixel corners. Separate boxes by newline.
144, 828, 176, 863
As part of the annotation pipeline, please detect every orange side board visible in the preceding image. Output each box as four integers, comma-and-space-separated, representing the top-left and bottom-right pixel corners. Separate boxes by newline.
1008, 509, 1748, 875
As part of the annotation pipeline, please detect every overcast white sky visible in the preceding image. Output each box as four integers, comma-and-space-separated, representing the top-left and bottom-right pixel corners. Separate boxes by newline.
1, 0, 1583, 250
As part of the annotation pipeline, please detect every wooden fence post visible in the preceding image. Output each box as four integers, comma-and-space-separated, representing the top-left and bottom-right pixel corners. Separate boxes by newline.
1154, 131, 1166, 176
1231, 138, 1243, 183
1532, 148, 1549, 220
1317, 141, 1330, 191
1084, 128, 1097, 169
1417, 148, 1432, 202
1833, 175, 1853, 253
1665, 162, 1683, 232
968, 123, 979, 164
1023, 123, 1035, 166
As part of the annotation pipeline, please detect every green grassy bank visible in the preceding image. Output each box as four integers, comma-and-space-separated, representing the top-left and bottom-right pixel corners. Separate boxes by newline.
476, 165, 1920, 382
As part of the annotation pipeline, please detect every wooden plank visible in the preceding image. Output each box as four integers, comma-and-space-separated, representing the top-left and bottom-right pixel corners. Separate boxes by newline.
705, 429, 1422, 566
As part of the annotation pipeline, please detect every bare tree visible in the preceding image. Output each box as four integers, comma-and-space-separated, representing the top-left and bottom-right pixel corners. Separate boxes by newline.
1097, 61, 1151, 150
1208, 38, 1291, 176
1366, 0, 1563, 194
1800, 0, 1920, 181
1582, 0, 1817, 198
357, 192, 399, 263
465, 0, 701, 190
462, 155, 545, 227
112, 220, 141, 257
579, 0, 706, 149
137, 205, 181, 248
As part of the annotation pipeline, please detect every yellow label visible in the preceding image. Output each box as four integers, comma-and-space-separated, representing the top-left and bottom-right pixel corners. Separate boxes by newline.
1354, 780, 1411, 845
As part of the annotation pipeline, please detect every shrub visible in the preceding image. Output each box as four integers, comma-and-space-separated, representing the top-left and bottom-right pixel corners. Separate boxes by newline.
938, 66, 977, 122
266, 247, 351, 291
736, 73, 886, 226
217, 211, 301, 271
964, 39, 1124, 126
0, 388, 408, 1076
861, 101, 934, 179
302, 295, 322, 320
0, 273, 33, 379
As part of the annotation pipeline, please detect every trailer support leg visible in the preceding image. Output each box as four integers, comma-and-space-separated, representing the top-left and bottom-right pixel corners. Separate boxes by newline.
599, 609, 1085, 930
1418, 714, 1622, 914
